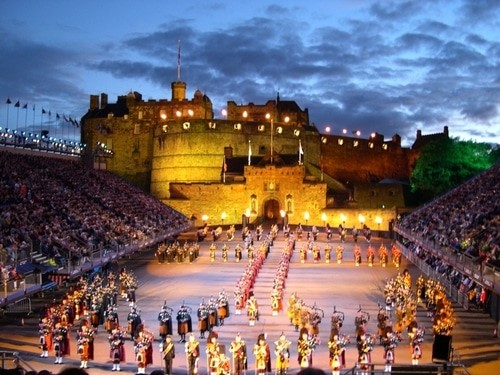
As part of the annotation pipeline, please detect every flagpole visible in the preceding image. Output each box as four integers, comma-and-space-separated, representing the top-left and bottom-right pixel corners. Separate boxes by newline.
5, 98, 11, 129
15, 101, 20, 131
32, 105, 35, 136
24, 104, 28, 131
248, 140, 252, 166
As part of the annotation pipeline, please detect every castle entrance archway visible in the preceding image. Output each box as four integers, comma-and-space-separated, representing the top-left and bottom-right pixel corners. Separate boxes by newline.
263, 199, 280, 222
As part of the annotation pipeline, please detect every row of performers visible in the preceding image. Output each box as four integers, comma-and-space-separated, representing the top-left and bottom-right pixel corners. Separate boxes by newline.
209, 240, 271, 263
156, 241, 200, 264
298, 243, 401, 267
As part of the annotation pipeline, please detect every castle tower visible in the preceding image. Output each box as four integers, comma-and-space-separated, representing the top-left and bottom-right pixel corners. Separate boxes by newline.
171, 81, 186, 101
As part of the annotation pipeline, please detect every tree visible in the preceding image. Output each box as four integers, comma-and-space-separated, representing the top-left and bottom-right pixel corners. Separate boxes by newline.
410, 137, 498, 200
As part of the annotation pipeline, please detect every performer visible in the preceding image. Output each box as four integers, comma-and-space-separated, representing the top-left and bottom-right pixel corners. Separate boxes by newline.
217, 289, 230, 325
206, 331, 222, 375
158, 302, 174, 340
53, 322, 69, 364
299, 245, 307, 263
271, 288, 281, 316
297, 327, 316, 368
160, 335, 175, 375
185, 333, 200, 375
127, 305, 142, 340
382, 331, 398, 372
312, 244, 321, 263
336, 246, 343, 264
229, 333, 247, 375
197, 301, 209, 339
222, 244, 229, 262
408, 326, 424, 365
135, 342, 148, 374
246, 294, 259, 326
135, 328, 154, 374
210, 243, 217, 262
76, 322, 95, 369
109, 327, 126, 371
274, 333, 291, 375
39, 317, 52, 358
208, 295, 219, 331
235, 244, 243, 262
177, 304, 193, 343
354, 246, 361, 266
328, 334, 347, 375
324, 244, 331, 263
253, 333, 271, 375
366, 246, 375, 267
104, 304, 119, 333
357, 333, 374, 375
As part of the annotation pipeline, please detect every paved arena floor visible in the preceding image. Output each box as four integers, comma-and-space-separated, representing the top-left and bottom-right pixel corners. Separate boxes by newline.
1, 231, 499, 375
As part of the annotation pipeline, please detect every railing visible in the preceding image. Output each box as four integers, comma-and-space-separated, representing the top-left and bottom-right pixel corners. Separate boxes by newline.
0, 351, 37, 372
394, 225, 500, 294
341, 361, 471, 374
0, 130, 84, 156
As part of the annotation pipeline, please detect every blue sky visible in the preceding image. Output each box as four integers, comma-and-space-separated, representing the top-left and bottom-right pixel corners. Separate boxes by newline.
1, 0, 499, 146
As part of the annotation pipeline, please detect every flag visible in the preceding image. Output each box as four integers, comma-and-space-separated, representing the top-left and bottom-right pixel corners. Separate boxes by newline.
42, 108, 46, 114
33, 104, 35, 111
6, 98, 12, 104
22, 103, 27, 109
248, 140, 252, 166
63, 115, 68, 122
48, 110, 51, 117
14, 100, 20, 107
299, 139, 304, 155
56, 113, 60, 119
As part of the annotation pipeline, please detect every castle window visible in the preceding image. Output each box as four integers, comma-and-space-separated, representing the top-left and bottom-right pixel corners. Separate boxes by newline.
259, 145, 266, 154
368, 142, 374, 149
258, 125, 265, 132
338, 138, 344, 145
250, 194, 257, 214
134, 123, 140, 134
286, 194, 293, 214
183, 122, 190, 130
276, 126, 283, 134
208, 122, 216, 129
389, 190, 395, 196
382, 143, 388, 150
370, 190, 377, 196
138, 111, 143, 120
353, 140, 359, 147
234, 123, 241, 130
293, 129, 300, 137
321, 136, 327, 144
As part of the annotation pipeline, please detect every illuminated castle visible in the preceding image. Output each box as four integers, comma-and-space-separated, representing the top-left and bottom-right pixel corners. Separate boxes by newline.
81, 79, 447, 229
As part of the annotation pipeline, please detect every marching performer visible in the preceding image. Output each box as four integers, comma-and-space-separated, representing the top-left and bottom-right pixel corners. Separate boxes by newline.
177, 304, 193, 343
336, 246, 343, 264
222, 244, 229, 262
328, 334, 347, 375
312, 244, 321, 263
366, 246, 375, 267
408, 326, 424, 365
197, 300, 209, 339
185, 333, 200, 375
135, 329, 154, 374
271, 288, 281, 316
235, 244, 243, 262
354, 246, 361, 266
127, 305, 142, 340
109, 327, 126, 371
382, 331, 398, 372
208, 295, 219, 331
297, 328, 316, 368
104, 304, 120, 333
217, 289, 230, 325
324, 244, 331, 263
158, 302, 174, 340
229, 333, 247, 375
206, 331, 222, 375
246, 294, 259, 326
357, 333, 375, 375
274, 333, 291, 375
253, 333, 271, 375
379, 244, 388, 267
39, 317, 52, 358
53, 322, 69, 364
160, 334, 175, 375
76, 321, 95, 369
210, 243, 217, 262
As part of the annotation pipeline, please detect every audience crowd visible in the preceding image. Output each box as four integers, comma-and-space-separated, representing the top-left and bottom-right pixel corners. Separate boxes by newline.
397, 164, 499, 267
0, 151, 190, 286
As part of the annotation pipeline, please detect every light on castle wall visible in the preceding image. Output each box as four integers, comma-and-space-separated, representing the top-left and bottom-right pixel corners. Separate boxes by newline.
358, 214, 365, 226
321, 212, 327, 226
160, 113, 167, 121
221, 109, 227, 118
340, 213, 346, 224
243, 111, 248, 118
342, 128, 347, 134
176, 110, 182, 117
188, 109, 194, 117
284, 116, 290, 123
325, 126, 331, 133
375, 216, 382, 229
304, 211, 310, 226
221, 212, 227, 225
202, 214, 208, 224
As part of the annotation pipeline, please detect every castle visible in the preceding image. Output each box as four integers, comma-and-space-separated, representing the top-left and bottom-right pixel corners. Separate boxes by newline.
81, 79, 448, 230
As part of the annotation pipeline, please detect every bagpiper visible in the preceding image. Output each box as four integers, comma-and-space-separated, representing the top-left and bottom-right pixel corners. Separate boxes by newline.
208, 295, 219, 331
160, 334, 175, 375
366, 246, 375, 267
53, 322, 69, 364
357, 333, 375, 375
328, 334, 348, 375
76, 321, 95, 369
246, 294, 259, 326
39, 317, 52, 358
158, 302, 174, 340
382, 331, 398, 372
235, 244, 243, 262
197, 301, 209, 339
297, 327, 316, 368
408, 326, 424, 365
185, 333, 200, 375
336, 246, 344, 264
222, 244, 229, 262
135, 329, 154, 374
108, 327, 126, 371
354, 246, 362, 266
210, 243, 217, 262
104, 304, 119, 333
206, 331, 223, 375
176, 304, 193, 343
229, 333, 247, 375
217, 290, 230, 325
253, 333, 271, 375
324, 244, 332, 263
274, 333, 291, 375
127, 305, 142, 340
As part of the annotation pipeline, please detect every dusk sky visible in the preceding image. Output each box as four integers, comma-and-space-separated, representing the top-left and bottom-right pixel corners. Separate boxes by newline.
1, 0, 499, 146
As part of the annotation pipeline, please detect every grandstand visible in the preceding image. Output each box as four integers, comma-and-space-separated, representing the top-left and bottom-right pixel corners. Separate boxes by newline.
0, 150, 190, 308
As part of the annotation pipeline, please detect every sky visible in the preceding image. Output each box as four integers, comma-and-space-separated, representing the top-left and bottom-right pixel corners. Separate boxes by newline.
1, 0, 499, 147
